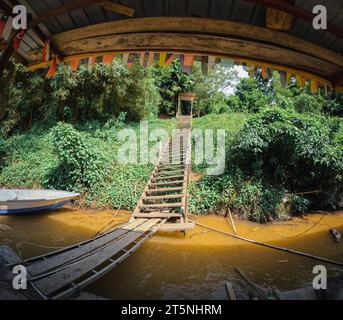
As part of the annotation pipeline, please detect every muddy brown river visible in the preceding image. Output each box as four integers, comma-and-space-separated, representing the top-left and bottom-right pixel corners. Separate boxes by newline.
0, 208, 342, 299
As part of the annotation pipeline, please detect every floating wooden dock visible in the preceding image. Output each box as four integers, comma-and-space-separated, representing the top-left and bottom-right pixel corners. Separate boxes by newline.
4, 116, 194, 300
10, 218, 165, 300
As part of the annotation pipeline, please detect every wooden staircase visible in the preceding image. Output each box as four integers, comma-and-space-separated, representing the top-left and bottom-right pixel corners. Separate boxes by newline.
132, 118, 194, 231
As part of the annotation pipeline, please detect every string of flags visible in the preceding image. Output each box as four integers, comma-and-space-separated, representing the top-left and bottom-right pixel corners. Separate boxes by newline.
0, 11, 26, 51
38, 44, 339, 94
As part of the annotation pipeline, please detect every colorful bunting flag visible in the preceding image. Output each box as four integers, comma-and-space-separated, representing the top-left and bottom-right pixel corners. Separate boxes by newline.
147, 52, 155, 67
70, 59, 80, 72
103, 53, 115, 64
261, 66, 267, 79
165, 53, 174, 66
286, 72, 292, 86
266, 67, 273, 79
201, 56, 209, 75
139, 52, 146, 66
46, 58, 57, 78
296, 74, 305, 87
180, 54, 194, 73
279, 71, 287, 88
310, 80, 319, 94
140, 52, 155, 67
42, 41, 50, 62
122, 53, 129, 66
88, 56, 96, 67
159, 52, 167, 67
208, 56, 216, 71
0, 16, 13, 41
13, 29, 26, 51
127, 53, 136, 67
246, 63, 256, 77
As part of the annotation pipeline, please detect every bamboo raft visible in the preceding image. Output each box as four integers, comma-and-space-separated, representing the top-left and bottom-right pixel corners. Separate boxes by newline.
4, 116, 194, 300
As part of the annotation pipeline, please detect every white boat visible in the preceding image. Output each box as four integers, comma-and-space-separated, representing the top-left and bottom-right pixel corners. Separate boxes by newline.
0, 189, 80, 214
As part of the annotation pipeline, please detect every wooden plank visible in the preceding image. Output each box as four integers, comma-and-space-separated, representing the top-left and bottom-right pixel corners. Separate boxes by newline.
99, 1, 135, 17
34, 219, 161, 296
50, 17, 343, 68
27, 219, 147, 277
132, 213, 182, 218
149, 180, 185, 186
145, 187, 185, 193
50, 33, 340, 78
152, 175, 185, 181
225, 281, 237, 300
29, 0, 134, 28
143, 194, 184, 200
140, 203, 182, 208
155, 170, 185, 176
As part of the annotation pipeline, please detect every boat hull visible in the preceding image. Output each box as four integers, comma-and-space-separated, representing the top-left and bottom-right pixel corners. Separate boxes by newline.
0, 190, 79, 215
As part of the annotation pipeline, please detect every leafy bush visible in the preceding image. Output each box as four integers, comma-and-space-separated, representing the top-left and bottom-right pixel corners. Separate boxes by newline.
230, 108, 343, 210
293, 92, 324, 114
235, 77, 272, 112
322, 91, 343, 117
189, 174, 291, 222
48, 123, 108, 193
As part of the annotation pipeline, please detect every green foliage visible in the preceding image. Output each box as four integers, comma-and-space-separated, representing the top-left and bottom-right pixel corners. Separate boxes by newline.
0, 127, 56, 188
97, 164, 152, 210
235, 76, 272, 113
0, 59, 161, 134
153, 60, 194, 114
322, 91, 343, 117
0, 137, 5, 168
292, 92, 324, 114
48, 123, 108, 193
230, 108, 343, 210
189, 174, 290, 223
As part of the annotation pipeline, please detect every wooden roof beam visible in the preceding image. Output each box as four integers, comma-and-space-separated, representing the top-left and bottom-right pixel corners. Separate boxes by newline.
244, 0, 343, 39
98, 1, 135, 17
29, 0, 135, 28
48, 18, 343, 69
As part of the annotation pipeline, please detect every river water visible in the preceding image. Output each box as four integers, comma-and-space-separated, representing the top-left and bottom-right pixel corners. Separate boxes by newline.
0, 208, 342, 299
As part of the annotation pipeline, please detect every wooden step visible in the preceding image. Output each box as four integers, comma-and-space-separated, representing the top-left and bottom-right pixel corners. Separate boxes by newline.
132, 213, 182, 218
152, 175, 185, 181
149, 180, 185, 186
164, 147, 189, 152
155, 169, 184, 175
143, 194, 184, 200
145, 186, 185, 193
139, 203, 183, 208
162, 152, 188, 157
157, 164, 186, 169
157, 166, 185, 170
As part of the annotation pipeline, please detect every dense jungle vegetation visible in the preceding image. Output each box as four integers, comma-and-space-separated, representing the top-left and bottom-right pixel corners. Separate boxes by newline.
0, 57, 342, 222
